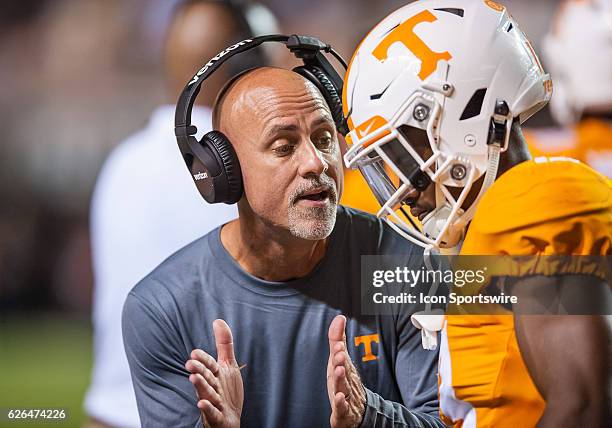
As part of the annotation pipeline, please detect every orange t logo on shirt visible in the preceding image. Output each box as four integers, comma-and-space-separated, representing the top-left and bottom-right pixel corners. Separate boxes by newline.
354, 334, 380, 362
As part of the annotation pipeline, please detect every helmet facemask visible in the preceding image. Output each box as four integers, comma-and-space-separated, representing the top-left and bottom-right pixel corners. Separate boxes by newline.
342, 0, 551, 251
345, 88, 510, 251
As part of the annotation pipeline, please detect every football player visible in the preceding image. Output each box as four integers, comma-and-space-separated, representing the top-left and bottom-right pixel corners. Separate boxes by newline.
527, 0, 612, 177
339, 0, 611, 427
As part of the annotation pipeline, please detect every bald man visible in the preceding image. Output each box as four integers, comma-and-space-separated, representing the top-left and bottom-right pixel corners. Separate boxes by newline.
86, 2, 276, 427
122, 67, 443, 427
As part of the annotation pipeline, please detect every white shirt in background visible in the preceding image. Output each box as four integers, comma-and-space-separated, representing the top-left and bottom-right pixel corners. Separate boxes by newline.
84, 105, 237, 427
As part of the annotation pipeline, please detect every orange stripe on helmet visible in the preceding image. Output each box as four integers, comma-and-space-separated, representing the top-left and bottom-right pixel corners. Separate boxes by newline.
354, 115, 392, 148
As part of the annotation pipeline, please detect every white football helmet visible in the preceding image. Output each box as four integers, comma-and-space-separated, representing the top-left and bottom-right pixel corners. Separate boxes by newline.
543, 0, 612, 126
343, 0, 552, 251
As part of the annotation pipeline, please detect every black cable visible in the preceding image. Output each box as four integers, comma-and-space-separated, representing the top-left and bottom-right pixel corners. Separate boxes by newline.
327, 47, 348, 69
399, 206, 422, 232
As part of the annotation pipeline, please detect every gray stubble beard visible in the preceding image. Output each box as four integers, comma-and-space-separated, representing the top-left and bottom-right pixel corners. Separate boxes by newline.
287, 175, 338, 240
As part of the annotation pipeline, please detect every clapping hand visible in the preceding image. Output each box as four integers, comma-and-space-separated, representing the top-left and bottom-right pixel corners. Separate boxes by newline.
185, 319, 244, 428
327, 315, 366, 428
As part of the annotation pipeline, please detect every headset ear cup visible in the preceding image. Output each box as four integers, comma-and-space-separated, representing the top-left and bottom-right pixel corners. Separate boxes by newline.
293, 65, 346, 134
202, 131, 243, 204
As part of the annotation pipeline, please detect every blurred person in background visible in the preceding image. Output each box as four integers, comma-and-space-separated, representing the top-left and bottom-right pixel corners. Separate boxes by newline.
84, 1, 278, 427
527, 0, 612, 177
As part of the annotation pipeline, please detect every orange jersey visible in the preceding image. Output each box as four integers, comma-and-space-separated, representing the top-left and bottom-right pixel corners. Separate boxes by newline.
526, 119, 612, 178
439, 158, 612, 427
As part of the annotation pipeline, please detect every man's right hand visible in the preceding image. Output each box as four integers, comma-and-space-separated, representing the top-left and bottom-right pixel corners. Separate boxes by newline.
327, 315, 366, 428
185, 319, 244, 428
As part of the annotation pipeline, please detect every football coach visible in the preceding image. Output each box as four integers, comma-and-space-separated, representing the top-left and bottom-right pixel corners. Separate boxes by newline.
122, 66, 444, 427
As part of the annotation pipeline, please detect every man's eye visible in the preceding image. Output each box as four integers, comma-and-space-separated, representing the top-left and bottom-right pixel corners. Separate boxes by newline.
315, 133, 333, 150
273, 144, 295, 156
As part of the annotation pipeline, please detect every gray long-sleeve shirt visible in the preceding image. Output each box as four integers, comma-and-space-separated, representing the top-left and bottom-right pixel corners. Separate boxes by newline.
122, 206, 445, 427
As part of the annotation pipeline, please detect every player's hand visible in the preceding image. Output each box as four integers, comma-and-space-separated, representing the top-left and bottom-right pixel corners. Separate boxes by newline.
185, 319, 243, 428
327, 315, 366, 428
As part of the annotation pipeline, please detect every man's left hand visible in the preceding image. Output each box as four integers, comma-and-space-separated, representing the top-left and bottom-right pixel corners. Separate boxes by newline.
327, 315, 366, 428
185, 319, 244, 428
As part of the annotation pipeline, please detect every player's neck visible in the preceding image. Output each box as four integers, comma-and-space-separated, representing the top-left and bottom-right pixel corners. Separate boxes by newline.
497, 123, 531, 178
220, 215, 328, 282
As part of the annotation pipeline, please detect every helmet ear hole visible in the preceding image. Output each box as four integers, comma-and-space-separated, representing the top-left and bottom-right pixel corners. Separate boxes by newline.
460, 88, 487, 120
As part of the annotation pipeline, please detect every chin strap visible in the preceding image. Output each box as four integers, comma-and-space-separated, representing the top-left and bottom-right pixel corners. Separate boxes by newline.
411, 310, 446, 350
422, 204, 465, 248
412, 143, 500, 351
411, 245, 447, 350
411, 124, 503, 350
454, 99, 509, 229
411, 140, 500, 350
457, 143, 501, 226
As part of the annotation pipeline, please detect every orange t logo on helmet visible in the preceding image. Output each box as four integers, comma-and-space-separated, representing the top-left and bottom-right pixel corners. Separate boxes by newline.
484, 0, 505, 12
371, 10, 452, 80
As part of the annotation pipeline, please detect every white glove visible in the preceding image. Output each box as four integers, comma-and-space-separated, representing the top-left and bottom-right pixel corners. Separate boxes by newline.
411, 310, 445, 350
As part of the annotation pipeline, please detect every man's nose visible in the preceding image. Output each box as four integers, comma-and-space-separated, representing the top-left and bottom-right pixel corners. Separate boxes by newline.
403, 187, 420, 206
297, 140, 328, 178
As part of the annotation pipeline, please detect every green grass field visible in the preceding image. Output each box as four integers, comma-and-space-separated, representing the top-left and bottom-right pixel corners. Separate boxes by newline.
0, 314, 92, 427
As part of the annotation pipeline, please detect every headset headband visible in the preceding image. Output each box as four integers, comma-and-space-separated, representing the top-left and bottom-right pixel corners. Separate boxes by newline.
174, 34, 348, 141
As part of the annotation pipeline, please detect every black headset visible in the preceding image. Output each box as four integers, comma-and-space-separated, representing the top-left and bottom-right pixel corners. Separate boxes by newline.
174, 34, 348, 204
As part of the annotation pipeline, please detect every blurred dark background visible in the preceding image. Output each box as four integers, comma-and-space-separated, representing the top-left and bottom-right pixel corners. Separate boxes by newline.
0, 0, 561, 425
